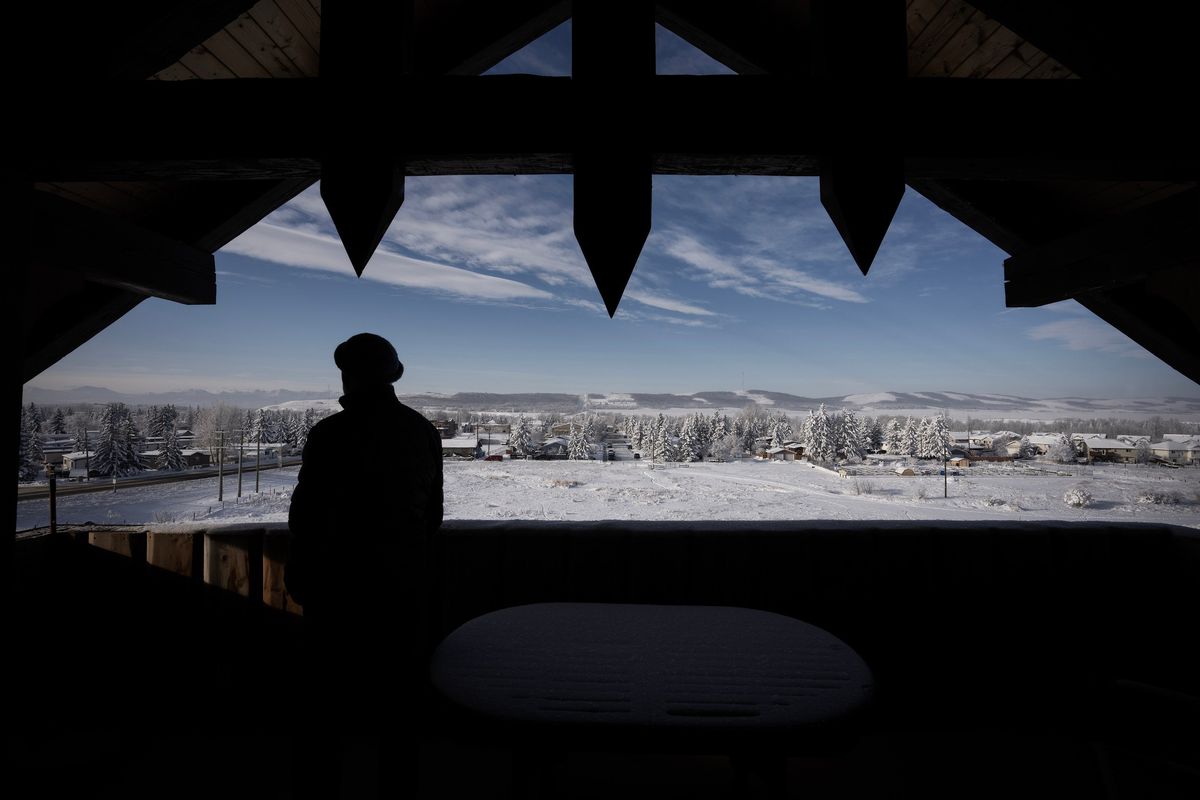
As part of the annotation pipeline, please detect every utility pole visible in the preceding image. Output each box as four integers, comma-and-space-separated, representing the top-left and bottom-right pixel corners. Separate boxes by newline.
236, 428, 244, 498
82, 428, 89, 482
944, 410, 949, 499
46, 461, 57, 535
255, 432, 261, 493
217, 430, 224, 502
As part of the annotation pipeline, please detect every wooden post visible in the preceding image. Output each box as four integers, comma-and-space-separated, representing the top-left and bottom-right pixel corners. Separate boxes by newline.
204, 531, 250, 597
217, 430, 224, 502
263, 530, 303, 614
236, 429, 244, 498
146, 532, 196, 578
46, 462, 57, 535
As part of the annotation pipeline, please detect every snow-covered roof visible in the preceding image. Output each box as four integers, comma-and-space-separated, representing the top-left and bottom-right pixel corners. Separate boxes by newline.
63, 451, 94, 459
1162, 433, 1198, 442
441, 436, 480, 448
1025, 434, 1065, 445
1150, 440, 1199, 451
1085, 439, 1138, 450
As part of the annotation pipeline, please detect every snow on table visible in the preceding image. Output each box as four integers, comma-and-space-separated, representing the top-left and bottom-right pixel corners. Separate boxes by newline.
16, 460, 1200, 531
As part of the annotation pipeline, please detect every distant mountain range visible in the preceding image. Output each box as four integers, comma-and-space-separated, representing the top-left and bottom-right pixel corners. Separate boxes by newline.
24, 385, 1200, 421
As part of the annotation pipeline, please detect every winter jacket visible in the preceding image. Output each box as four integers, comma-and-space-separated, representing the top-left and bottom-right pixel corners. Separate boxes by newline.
284, 386, 443, 612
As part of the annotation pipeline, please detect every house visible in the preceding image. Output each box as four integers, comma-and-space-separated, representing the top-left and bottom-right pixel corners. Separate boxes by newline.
767, 446, 796, 462
949, 457, 970, 468
1150, 440, 1199, 465
1079, 437, 1141, 463
894, 466, 917, 476
432, 420, 458, 439
61, 450, 95, 478
536, 436, 570, 459
441, 436, 480, 459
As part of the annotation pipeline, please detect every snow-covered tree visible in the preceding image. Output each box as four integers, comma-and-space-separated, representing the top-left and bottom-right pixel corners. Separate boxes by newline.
157, 427, 186, 471
807, 404, 836, 463
301, 408, 318, 448
509, 415, 534, 457
900, 418, 919, 458
49, 408, 67, 435
1046, 434, 1075, 463
92, 403, 142, 477
18, 406, 43, 480
651, 414, 670, 462
26, 403, 44, 435
679, 415, 702, 462
568, 423, 592, 460
919, 415, 950, 460
883, 418, 903, 454
839, 409, 865, 462
1135, 439, 1152, 464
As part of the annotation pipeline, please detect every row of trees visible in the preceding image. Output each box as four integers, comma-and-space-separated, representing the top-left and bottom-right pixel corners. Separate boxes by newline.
616, 405, 952, 465
18, 401, 328, 480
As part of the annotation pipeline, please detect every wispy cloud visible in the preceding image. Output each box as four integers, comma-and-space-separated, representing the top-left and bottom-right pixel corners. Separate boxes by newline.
625, 289, 717, 316
1027, 318, 1151, 359
223, 222, 554, 302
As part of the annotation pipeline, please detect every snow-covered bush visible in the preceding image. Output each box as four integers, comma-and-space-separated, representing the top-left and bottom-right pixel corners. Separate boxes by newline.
1063, 486, 1092, 508
849, 479, 875, 496
1136, 490, 1179, 505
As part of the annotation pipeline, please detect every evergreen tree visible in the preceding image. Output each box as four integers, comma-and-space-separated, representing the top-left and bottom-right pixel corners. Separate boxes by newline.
807, 404, 836, 463
679, 415, 701, 462
158, 427, 186, 471
50, 408, 67, 435
509, 415, 533, 457
769, 420, 785, 449
300, 408, 318, 449
866, 418, 884, 453
121, 415, 144, 475
19, 406, 44, 480
26, 403, 44, 434
900, 417, 919, 457
884, 418, 903, 454
926, 415, 950, 460
651, 414, 670, 462
93, 403, 140, 477
840, 409, 865, 462
568, 422, 592, 460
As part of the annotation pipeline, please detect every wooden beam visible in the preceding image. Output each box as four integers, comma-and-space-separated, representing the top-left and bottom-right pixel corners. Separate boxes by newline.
31, 190, 215, 305
20, 79, 1198, 182
1004, 188, 1199, 307
8, 1, 262, 80
319, 1, 411, 276
22, 285, 147, 385
1077, 278, 1200, 386
812, 0, 907, 274
656, 0, 809, 76
572, 1, 655, 317
967, 0, 1200, 80
419, 0, 570, 75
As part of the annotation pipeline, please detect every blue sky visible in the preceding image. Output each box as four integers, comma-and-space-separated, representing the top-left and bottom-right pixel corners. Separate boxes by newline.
27, 23, 1199, 400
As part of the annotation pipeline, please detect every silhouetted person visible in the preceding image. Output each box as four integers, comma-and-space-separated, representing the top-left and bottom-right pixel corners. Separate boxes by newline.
285, 332, 443, 799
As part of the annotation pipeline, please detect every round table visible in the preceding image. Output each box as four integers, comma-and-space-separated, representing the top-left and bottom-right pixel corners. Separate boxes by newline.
429, 602, 874, 754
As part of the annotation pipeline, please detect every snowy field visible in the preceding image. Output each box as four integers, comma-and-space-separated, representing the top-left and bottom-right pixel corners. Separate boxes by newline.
16, 459, 1200, 531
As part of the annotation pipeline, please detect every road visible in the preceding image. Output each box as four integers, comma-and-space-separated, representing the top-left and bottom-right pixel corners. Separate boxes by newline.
16, 458, 304, 501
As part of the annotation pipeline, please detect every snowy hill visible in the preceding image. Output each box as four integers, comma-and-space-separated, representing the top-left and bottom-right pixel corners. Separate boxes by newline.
22, 385, 1200, 421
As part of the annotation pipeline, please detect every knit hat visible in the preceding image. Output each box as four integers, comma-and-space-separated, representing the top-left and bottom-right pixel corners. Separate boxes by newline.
334, 333, 404, 384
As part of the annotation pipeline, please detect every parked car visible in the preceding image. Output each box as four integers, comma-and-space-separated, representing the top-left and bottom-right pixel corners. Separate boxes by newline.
633, 453, 641, 459
484, 454, 504, 461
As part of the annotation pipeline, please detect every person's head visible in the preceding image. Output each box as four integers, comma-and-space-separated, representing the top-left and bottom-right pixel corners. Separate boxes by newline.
334, 333, 404, 394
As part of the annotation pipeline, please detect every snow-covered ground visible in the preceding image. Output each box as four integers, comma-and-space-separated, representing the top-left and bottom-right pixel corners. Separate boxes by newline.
16, 460, 1200, 531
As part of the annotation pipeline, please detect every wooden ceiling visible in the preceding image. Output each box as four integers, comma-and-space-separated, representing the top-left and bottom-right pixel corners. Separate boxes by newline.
14, 0, 1200, 387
